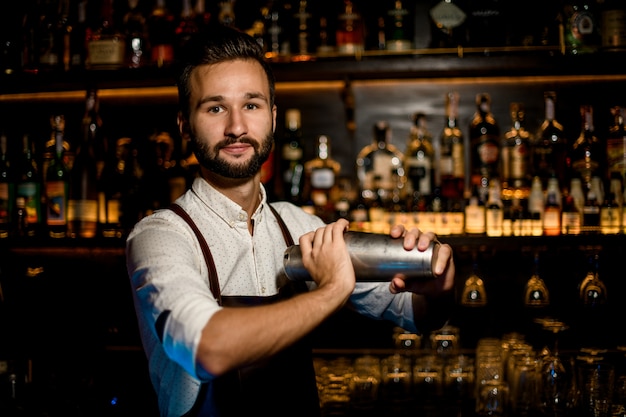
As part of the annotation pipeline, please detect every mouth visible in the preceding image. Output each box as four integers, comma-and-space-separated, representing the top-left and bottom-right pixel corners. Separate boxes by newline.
220, 142, 254, 157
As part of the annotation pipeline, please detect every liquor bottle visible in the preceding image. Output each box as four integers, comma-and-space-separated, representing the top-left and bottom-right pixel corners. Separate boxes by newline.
149, 130, 187, 208
261, 1, 288, 59
98, 137, 129, 238
194, 0, 211, 31
582, 180, 601, 234
148, 0, 176, 68
45, 115, 70, 238
533, 91, 568, 188
86, 0, 126, 69
485, 178, 503, 237
357, 121, 406, 210
469, 93, 500, 203
599, 0, 626, 52
42, 114, 74, 184
336, 0, 364, 55
15, 134, 42, 237
561, 184, 581, 235
123, 0, 149, 69
439, 92, 465, 203
218, 0, 236, 27
403, 114, 434, 207
119, 137, 146, 230
279, 109, 305, 204
562, 0, 600, 55
606, 106, 626, 184
68, 90, 100, 238
317, 16, 335, 55
175, 0, 200, 61
571, 104, 603, 189
35, 0, 61, 70
464, 187, 485, 234
303, 135, 341, 222
599, 189, 620, 234
292, 0, 313, 60
0, 8, 24, 75
428, 0, 468, 48
570, 177, 586, 213
543, 176, 561, 236
0, 132, 15, 238
69, 0, 88, 69
385, 0, 413, 51
527, 176, 544, 236
501, 102, 532, 190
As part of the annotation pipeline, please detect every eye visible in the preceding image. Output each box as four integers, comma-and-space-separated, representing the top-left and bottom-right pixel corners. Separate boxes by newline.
208, 106, 222, 114
245, 103, 259, 110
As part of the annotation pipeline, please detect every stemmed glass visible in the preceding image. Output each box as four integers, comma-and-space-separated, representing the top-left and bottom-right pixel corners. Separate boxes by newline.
537, 317, 572, 416
524, 252, 550, 308
579, 253, 607, 308
461, 251, 487, 307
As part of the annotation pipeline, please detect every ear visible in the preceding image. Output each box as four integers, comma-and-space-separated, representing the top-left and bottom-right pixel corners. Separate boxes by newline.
272, 104, 277, 133
177, 111, 191, 140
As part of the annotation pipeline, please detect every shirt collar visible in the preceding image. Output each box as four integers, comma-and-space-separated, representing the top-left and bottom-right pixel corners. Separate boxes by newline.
191, 177, 269, 228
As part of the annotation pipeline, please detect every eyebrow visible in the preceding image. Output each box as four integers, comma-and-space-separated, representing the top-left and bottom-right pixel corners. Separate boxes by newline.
196, 92, 268, 109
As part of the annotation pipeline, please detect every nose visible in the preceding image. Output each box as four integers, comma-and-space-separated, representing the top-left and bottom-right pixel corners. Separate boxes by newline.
224, 108, 248, 138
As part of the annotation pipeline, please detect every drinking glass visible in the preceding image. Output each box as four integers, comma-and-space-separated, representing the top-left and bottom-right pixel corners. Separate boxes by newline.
537, 318, 573, 416
461, 253, 488, 307
524, 252, 550, 308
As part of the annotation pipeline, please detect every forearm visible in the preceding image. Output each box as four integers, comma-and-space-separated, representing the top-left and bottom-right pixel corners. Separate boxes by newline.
196, 283, 348, 378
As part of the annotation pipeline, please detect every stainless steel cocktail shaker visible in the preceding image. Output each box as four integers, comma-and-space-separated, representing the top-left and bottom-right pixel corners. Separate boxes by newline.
283, 231, 440, 281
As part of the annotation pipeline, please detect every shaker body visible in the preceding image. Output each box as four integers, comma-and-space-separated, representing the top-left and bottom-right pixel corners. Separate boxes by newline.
283, 231, 439, 281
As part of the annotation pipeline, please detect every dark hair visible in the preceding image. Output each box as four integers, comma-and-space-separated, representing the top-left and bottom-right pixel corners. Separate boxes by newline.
176, 24, 276, 120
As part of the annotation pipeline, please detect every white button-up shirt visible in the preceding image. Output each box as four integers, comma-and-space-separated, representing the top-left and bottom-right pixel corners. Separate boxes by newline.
126, 176, 417, 416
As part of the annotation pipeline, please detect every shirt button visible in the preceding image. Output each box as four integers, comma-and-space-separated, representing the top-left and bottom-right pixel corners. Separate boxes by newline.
238, 213, 246, 221
261, 287, 266, 294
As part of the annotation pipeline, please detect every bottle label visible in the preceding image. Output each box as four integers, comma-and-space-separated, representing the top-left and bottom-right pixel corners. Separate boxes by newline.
600, 207, 620, 234
451, 142, 464, 177
406, 157, 432, 195
311, 167, 335, 189
68, 199, 98, 222
561, 212, 581, 235
16, 182, 40, 224
602, 9, 626, 50
606, 136, 626, 177
464, 205, 485, 234
543, 209, 560, 235
509, 142, 529, 180
45, 181, 68, 225
430, 1, 467, 30
87, 38, 125, 68
0, 183, 9, 224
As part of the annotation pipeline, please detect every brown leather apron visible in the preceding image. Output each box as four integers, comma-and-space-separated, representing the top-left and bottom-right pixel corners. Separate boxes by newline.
169, 203, 321, 417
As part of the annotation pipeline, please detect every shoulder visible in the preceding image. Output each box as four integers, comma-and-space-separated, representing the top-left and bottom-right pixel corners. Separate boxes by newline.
267, 201, 325, 236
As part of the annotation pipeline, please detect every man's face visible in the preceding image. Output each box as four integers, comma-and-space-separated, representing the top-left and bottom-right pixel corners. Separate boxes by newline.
185, 59, 276, 179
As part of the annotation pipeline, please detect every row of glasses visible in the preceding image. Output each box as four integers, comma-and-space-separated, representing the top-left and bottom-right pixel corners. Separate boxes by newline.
461, 250, 608, 309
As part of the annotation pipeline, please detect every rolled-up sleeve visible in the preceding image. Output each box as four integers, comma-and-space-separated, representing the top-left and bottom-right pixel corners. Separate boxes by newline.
349, 283, 417, 333
127, 212, 221, 379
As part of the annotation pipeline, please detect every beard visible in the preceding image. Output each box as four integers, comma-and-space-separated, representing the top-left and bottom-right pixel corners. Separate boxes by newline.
191, 132, 274, 179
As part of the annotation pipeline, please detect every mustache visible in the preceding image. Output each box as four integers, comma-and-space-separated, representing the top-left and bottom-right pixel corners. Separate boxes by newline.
215, 137, 258, 151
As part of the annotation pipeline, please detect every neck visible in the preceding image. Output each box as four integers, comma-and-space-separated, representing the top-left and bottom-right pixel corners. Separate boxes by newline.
199, 167, 263, 219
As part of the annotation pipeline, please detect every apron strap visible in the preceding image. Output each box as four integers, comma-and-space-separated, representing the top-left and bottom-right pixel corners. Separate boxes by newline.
169, 203, 223, 306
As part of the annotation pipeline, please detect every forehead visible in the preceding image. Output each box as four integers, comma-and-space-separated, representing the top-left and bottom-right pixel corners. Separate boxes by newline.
189, 59, 270, 100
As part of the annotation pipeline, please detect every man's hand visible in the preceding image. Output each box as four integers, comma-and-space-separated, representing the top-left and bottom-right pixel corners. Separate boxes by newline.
298, 219, 356, 303
387, 225, 455, 297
